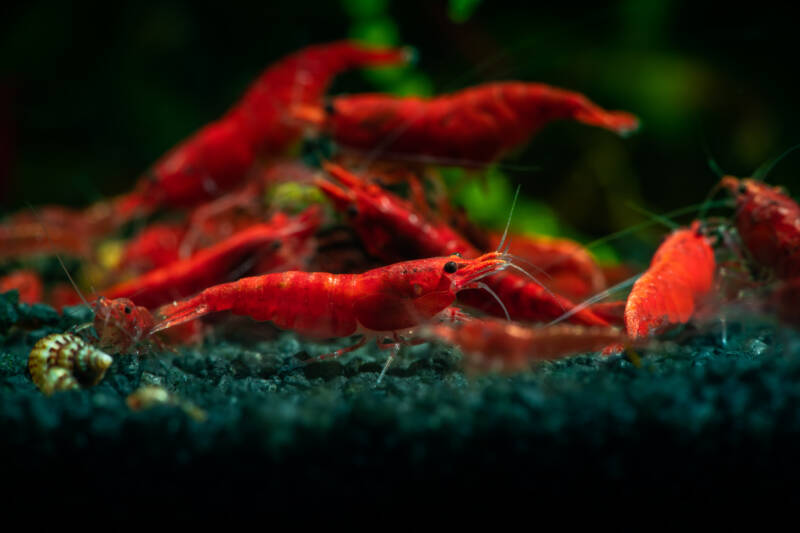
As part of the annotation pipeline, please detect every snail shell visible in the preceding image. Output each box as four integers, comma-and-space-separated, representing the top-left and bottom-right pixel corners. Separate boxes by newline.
28, 333, 113, 396
127, 385, 207, 422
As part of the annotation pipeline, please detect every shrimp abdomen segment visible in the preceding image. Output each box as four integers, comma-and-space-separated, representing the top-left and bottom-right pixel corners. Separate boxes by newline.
157, 271, 360, 339
232, 272, 358, 337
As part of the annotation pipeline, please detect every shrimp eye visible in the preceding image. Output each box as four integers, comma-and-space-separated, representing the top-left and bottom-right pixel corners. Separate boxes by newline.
738, 183, 747, 194
324, 101, 335, 116
124, 305, 132, 314
346, 205, 359, 217
444, 261, 458, 274
270, 240, 282, 251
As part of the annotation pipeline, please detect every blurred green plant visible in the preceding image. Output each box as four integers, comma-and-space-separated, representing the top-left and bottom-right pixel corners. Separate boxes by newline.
448, 0, 482, 23
342, 0, 433, 96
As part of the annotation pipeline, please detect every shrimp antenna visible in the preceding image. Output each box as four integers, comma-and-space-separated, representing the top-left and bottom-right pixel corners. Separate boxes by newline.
624, 201, 679, 230
26, 203, 92, 310
698, 180, 728, 221
500, 252, 553, 281
583, 199, 732, 252
706, 155, 727, 179
502, 261, 566, 312
476, 281, 510, 321
545, 273, 641, 327
752, 143, 800, 182
700, 132, 727, 178
496, 184, 521, 253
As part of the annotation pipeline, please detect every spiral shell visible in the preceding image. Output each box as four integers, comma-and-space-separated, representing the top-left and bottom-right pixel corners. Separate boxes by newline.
28, 333, 113, 396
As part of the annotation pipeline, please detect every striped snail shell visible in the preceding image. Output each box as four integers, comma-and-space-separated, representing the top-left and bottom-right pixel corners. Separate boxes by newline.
28, 333, 113, 396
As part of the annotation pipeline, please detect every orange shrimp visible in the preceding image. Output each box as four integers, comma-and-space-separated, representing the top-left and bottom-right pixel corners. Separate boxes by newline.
317, 162, 610, 326
151, 253, 511, 361
424, 317, 629, 372
624, 221, 716, 339
295, 81, 638, 166
103, 207, 321, 309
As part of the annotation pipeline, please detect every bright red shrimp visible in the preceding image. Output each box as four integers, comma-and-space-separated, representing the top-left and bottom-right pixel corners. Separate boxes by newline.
117, 41, 410, 218
295, 81, 639, 165
119, 223, 187, 274
624, 221, 716, 339
318, 162, 476, 261
720, 176, 800, 279
486, 231, 606, 300
424, 317, 629, 372
0, 269, 44, 304
103, 207, 321, 309
317, 163, 609, 326
151, 253, 510, 357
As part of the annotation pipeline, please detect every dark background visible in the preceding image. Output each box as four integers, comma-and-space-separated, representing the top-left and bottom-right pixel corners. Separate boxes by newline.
2, 0, 798, 243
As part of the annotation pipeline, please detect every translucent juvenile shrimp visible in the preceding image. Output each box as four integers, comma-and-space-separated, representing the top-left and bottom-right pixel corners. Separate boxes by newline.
423, 317, 630, 373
